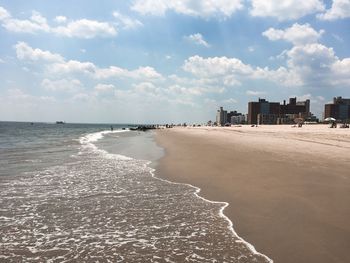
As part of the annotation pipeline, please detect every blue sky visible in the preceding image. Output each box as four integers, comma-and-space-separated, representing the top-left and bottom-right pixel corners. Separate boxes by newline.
0, 0, 349, 123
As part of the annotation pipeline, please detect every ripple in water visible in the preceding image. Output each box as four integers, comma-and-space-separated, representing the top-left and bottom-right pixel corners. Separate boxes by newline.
0, 131, 271, 262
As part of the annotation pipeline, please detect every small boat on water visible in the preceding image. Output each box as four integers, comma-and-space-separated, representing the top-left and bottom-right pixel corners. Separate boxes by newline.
56, 121, 65, 124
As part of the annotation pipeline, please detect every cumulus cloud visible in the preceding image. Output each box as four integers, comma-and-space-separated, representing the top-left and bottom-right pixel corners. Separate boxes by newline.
262, 23, 324, 45
246, 90, 266, 96
131, 0, 244, 19
52, 19, 117, 38
253, 43, 350, 87
4, 88, 55, 103
286, 43, 350, 86
0, 6, 117, 38
93, 84, 116, 96
95, 66, 163, 80
15, 41, 64, 62
54, 16, 67, 23
0, 6, 10, 20
112, 11, 143, 29
183, 55, 254, 78
317, 0, 350, 20
2, 10, 50, 33
250, 0, 325, 20
184, 33, 210, 47
41, 78, 83, 92
94, 83, 115, 92
14, 42, 163, 82
134, 82, 160, 94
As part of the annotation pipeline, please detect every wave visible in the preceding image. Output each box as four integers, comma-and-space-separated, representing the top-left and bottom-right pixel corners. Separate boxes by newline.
146, 162, 274, 263
79, 129, 273, 262
79, 129, 132, 160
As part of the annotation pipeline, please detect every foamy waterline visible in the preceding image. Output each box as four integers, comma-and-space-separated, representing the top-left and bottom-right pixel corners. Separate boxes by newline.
79, 129, 132, 160
147, 164, 274, 263
82, 130, 273, 262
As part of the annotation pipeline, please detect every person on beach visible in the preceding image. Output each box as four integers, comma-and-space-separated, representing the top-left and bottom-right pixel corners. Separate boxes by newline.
110, 126, 113, 131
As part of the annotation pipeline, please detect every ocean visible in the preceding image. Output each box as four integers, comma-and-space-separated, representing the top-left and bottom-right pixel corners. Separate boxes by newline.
0, 122, 271, 262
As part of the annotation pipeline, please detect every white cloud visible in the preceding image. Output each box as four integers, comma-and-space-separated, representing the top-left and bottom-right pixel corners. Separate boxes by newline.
131, 0, 244, 19
0, 58, 5, 63
5, 88, 55, 103
15, 41, 64, 62
183, 55, 254, 77
54, 16, 67, 23
0, 6, 11, 20
2, 10, 50, 33
50, 60, 97, 75
41, 78, 83, 92
286, 43, 350, 86
246, 90, 265, 96
222, 98, 238, 104
182, 55, 302, 87
0, 6, 117, 38
184, 33, 210, 47
113, 11, 143, 29
250, 0, 325, 20
317, 0, 350, 20
134, 82, 160, 94
94, 83, 115, 92
72, 93, 91, 102
263, 23, 324, 45
95, 66, 163, 80
14, 42, 164, 82
53, 19, 117, 38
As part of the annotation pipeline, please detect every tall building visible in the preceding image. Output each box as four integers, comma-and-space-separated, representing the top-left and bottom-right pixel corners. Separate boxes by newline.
247, 98, 280, 124
216, 107, 227, 126
280, 97, 310, 118
231, 115, 246, 124
248, 97, 311, 124
227, 110, 246, 124
324, 96, 350, 121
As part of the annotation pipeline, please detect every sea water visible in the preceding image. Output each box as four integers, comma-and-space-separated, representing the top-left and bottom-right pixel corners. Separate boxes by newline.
0, 122, 272, 262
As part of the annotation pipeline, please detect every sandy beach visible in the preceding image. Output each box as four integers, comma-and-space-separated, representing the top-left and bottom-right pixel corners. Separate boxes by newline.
155, 125, 350, 263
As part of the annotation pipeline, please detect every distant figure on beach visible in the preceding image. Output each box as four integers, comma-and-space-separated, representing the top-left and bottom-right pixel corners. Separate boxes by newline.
110, 126, 113, 131
330, 122, 337, 128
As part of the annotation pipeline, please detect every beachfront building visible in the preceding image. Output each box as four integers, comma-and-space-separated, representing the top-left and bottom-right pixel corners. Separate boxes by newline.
216, 107, 245, 125
324, 96, 350, 122
231, 114, 246, 124
248, 97, 311, 124
216, 107, 227, 126
227, 110, 245, 124
248, 98, 280, 124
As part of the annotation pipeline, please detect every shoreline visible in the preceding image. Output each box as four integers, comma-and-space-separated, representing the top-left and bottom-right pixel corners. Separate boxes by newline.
148, 161, 273, 262
155, 125, 350, 263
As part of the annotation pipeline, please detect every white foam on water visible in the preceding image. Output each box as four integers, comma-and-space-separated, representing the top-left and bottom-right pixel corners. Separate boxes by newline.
77, 129, 273, 262
145, 161, 274, 263
79, 129, 132, 161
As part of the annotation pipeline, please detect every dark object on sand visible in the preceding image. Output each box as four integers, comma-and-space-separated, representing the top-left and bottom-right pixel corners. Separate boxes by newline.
130, 125, 158, 131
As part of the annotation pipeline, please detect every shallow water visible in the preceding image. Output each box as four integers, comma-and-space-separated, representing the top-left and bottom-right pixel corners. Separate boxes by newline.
0, 122, 271, 262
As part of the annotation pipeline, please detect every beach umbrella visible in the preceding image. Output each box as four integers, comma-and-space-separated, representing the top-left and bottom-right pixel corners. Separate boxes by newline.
324, 117, 336, 122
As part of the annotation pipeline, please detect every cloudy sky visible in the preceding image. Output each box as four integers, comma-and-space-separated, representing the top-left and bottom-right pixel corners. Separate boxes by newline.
0, 0, 349, 123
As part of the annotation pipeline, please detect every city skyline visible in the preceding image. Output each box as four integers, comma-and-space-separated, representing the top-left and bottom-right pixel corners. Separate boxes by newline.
0, 0, 349, 123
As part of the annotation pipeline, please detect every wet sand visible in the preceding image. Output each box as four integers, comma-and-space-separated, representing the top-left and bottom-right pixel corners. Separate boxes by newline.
155, 125, 350, 263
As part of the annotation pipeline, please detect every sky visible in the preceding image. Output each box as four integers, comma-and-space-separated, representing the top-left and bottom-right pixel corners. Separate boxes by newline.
0, 0, 349, 123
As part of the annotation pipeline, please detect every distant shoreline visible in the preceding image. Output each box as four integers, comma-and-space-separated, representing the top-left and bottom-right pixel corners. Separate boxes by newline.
155, 125, 350, 263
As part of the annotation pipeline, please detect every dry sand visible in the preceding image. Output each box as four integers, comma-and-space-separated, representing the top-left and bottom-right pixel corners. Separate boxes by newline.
155, 125, 350, 263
